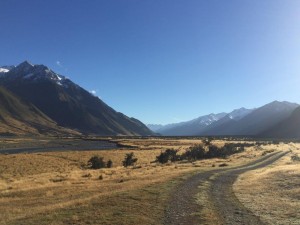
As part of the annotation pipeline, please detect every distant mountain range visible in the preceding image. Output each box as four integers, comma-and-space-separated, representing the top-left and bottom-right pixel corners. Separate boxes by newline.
0, 61, 153, 136
1, 61, 299, 138
148, 101, 300, 138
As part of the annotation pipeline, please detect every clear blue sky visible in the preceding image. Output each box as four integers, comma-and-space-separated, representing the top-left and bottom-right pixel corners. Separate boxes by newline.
1, 0, 300, 125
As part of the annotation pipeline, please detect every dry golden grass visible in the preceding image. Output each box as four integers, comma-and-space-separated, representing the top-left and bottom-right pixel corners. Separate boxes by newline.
234, 143, 300, 225
0, 138, 293, 224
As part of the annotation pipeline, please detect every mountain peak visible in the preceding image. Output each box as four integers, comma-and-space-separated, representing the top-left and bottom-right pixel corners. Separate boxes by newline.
2, 61, 70, 87
17, 60, 34, 69
20, 60, 33, 65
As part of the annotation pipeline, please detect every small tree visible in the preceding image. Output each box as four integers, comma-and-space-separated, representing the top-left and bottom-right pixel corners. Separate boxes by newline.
88, 156, 106, 169
107, 159, 113, 168
123, 152, 138, 167
182, 145, 206, 161
156, 149, 179, 164
206, 145, 221, 158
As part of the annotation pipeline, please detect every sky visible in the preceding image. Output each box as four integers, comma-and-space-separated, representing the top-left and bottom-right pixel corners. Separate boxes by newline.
1, 0, 300, 125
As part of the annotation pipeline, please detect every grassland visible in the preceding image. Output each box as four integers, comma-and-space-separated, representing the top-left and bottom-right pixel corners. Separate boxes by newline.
0, 137, 299, 224
234, 143, 300, 225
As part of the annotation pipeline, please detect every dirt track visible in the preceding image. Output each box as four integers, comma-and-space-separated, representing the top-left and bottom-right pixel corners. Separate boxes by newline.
164, 151, 288, 225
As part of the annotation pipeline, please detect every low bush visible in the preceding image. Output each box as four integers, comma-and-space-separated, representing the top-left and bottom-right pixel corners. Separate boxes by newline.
155, 143, 246, 164
156, 149, 179, 164
207, 144, 245, 159
88, 156, 106, 169
123, 152, 138, 167
181, 145, 206, 161
107, 159, 113, 168
88, 156, 113, 169
291, 155, 300, 162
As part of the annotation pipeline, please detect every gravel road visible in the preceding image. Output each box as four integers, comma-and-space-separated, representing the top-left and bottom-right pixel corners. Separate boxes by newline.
164, 151, 287, 225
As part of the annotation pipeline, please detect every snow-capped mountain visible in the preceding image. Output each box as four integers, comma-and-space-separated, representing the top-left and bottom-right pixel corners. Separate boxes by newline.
0, 61, 153, 136
227, 107, 254, 120
151, 112, 227, 136
148, 103, 298, 137
1, 61, 73, 88
190, 113, 227, 126
202, 101, 298, 136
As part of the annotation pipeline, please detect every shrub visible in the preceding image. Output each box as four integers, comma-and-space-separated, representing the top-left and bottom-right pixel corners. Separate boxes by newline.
155, 143, 246, 164
107, 159, 113, 168
291, 155, 300, 162
156, 149, 179, 164
206, 145, 221, 158
123, 152, 138, 167
206, 144, 245, 159
181, 145, 206, 161
88, 156, 106, 169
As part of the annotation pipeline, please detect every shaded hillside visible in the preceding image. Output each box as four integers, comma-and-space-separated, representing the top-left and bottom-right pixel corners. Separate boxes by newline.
0, 61, 153, 136
0, 86, 79, 136
260, 106, 300, 138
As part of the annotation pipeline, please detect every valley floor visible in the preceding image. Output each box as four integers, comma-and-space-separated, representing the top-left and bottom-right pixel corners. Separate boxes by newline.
0, 138, 299, 224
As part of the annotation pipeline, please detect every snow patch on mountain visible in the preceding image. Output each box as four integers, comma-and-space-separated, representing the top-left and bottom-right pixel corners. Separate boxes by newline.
0, 61, 74, 88
0, 68, 9, 73
227, 107, 254, 121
